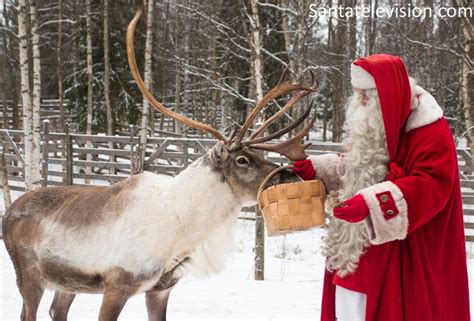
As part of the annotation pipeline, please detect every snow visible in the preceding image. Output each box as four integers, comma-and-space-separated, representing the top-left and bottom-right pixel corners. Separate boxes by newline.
1, 189, 473, 320
1, 204, 325, 320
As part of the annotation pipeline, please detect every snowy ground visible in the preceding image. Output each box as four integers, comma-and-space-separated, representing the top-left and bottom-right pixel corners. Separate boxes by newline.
1, 190, 473, 320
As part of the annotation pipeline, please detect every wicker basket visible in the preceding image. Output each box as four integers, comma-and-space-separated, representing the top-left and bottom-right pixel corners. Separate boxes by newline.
257, 165, 326, 236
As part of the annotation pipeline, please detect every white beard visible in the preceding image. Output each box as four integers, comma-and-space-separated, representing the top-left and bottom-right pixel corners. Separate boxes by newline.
322, 91, 390, 277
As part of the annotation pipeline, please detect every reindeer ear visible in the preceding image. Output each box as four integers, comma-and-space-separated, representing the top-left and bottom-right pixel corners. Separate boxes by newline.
209, 142, 230, 167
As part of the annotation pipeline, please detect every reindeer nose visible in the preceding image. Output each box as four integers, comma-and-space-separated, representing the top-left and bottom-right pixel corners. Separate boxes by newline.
274, 169, 298, 185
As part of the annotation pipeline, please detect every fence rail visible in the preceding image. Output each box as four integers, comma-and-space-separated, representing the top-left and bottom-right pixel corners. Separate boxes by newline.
0, 99, 71, 131
0, 125, 473, 242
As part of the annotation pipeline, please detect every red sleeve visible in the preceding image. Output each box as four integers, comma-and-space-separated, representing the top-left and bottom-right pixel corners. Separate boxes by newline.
394, 121, 457, 233
358, 120, 457, 244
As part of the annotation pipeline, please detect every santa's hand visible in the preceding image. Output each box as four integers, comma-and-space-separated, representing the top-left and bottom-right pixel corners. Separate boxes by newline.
292, 159, 316, 181
333, 194, 369, 223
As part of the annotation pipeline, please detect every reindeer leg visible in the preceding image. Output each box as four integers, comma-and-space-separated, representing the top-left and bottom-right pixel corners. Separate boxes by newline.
49, 291, 76, 321
145, 287, 174, 321
98, 289, 133, 321
18, 278, 44, 321
98, 269, 139, 321
146, 266, 181, 321
11, 247, 44, 321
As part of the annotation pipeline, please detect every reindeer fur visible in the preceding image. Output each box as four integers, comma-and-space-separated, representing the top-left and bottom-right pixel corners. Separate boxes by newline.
3, 142, 287, 321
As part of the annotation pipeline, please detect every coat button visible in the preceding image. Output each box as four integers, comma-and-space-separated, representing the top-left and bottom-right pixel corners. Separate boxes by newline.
386, 209, 395, 215
380, 195, 389, 203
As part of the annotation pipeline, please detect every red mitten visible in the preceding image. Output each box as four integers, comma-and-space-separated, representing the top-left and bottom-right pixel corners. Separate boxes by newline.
293, 159, 316, 181
333, 194, 369, 223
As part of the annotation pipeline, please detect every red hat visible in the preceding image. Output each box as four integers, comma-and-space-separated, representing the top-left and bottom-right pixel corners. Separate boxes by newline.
350, 54, 413, 162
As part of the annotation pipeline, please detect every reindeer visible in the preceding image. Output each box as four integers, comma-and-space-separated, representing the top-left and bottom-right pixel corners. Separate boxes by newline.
2, 2, 318, 321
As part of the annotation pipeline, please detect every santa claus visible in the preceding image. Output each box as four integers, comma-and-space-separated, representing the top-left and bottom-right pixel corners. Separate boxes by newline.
293, 54, 471, 321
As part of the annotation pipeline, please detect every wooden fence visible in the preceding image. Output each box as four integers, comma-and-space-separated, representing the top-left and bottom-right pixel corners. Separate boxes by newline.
1, 124, 473, 244
0, 99, 70, 131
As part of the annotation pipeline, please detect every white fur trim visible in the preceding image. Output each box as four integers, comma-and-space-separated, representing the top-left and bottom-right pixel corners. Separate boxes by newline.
335, 286, 367, 320
309, 153, 344, 192
351, 64, 375, 89
406, 85, 443, 132
358, 181, 408, 245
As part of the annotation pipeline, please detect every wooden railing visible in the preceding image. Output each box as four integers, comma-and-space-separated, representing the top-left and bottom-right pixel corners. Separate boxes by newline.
0, 126, 473, 242
0, 99, 71, 131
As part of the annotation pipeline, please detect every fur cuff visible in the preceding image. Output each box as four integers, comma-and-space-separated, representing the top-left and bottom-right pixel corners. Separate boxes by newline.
351, 64, 375, 89
309, 154, 344, 192
359, 181, 408, 245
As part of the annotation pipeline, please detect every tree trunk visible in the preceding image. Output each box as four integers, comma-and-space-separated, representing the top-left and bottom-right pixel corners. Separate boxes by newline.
103, 0, 112, 136
2, 1, 19, 130
366, 0, 378, 55
1, 30, 8, 129
323, 0, 333, 142
103, 0, 115, 172
183, 7, 191, 135
57, 0, 65, 131
86, 0, 93, 180
18, 0, 34, 190
248, 0, 265, 281
281, 0, 296, 78
331, 0, 348, 143
249, 0, 264, 104
460, 0, 473, 167
30, 0, 41, 187
173, 1, 182, 134
139, 0, 155, 170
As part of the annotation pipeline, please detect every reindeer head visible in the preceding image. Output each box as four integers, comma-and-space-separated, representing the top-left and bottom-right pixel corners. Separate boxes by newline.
126, 2, 318, 204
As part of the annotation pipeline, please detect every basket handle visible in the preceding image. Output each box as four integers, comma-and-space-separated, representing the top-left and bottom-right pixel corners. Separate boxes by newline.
257, 165, 304, 196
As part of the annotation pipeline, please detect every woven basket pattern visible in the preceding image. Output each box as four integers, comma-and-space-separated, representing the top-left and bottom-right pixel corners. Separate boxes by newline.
258, 180, 326, 236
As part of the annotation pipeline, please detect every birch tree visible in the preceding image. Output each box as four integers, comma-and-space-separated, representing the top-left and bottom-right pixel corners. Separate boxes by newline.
57, 0, 65, 130
246, 0, 265, 281
182, 4, 191, 132
103, 0, 115, 171
331, 0, 349, 142
30, 0, 41, 186
86, 0, 93, 178
139, 0, 155, 167
460, 0, 473, 161
104, 0, 112, 137
2, 1, 19, 130
1, 13, 8, 129
18, 0, 34, 190
174, 2, 182, 135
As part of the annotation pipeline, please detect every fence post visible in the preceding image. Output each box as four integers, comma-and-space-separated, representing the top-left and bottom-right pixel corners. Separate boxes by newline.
41, 120, 50, 187
139, 127, 147, 174
1, 135, 12, 210
130, 125, 137, 175
254, 206, 265, 280
182, 141, 189, 169
64, 125, 73, 185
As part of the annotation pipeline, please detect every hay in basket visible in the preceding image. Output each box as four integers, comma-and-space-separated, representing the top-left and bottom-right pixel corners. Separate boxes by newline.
257, 165, 326, 236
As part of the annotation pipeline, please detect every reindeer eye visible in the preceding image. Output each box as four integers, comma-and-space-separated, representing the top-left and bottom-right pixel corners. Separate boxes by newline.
236, 156, 250, 166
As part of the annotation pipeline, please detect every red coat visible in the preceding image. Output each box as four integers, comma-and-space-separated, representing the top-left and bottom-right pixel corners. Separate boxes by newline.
320, 118, 470, 321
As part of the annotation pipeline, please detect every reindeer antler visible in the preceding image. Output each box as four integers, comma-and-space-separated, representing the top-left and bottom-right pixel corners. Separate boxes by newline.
126, 0, 227, 142
249, 108, 317, 160
127, 1, 318, 161
233, 68, 318, 145
245, 102, 313, 145
231, 70, 318, 160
